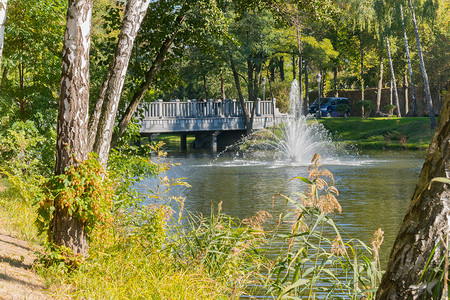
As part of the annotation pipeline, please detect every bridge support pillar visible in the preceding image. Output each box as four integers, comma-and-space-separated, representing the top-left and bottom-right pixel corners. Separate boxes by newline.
180, 134, 187, 151
211, 131, 219, 152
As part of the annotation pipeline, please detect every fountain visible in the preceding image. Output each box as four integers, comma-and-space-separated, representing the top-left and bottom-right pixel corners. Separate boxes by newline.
289, 79, 299, 116
228, 80, 338, 164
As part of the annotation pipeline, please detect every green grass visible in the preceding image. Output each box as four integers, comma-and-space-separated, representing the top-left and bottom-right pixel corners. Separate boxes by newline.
0, 178, 41, 243
152, 134, 195, 148
318, 117, 435, 150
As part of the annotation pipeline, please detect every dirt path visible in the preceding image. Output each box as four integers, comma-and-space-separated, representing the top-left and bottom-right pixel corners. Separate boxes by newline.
0, 229, 53, 299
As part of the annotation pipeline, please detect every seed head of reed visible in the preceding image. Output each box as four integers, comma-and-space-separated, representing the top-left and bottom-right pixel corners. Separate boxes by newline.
243, 211, 272, 232
303, 154, 341, 214
331, 235, 348, 257
371, 228, 384, 269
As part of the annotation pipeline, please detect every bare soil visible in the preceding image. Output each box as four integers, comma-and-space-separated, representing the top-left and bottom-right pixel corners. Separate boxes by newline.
0, 229, 52, 300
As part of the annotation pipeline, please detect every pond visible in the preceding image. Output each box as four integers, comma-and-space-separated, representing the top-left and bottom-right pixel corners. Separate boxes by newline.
140, 148, 425, 266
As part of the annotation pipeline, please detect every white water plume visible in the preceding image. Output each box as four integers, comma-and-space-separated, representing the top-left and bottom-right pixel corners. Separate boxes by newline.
289, 79, 299, 116
221, 80, 342, 164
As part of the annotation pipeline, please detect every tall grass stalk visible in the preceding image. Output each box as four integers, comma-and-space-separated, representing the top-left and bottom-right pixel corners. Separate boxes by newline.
267, 154, 383, 299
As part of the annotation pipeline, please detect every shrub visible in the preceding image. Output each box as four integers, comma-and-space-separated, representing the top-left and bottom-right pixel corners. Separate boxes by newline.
356, 100, 376, 118
336, 103, 350, 115
383, 104, 396, 114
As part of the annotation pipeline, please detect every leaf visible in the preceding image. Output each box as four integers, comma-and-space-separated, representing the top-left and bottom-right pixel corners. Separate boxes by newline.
279, 278, 309, 297
291, 176, 313, 185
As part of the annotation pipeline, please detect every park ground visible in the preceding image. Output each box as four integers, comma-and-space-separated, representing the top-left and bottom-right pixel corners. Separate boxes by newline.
0, 117, 436, 298
157, 117, 436, 151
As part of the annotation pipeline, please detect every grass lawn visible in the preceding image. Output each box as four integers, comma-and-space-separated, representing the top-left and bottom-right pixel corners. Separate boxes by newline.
147, 117, 436, 151
318, 117, 436, 150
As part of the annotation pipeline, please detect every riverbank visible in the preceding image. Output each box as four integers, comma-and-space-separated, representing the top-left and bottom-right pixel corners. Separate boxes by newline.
156, 117, 435, 151
0, 180, 55, 299
318, 117, 435, 150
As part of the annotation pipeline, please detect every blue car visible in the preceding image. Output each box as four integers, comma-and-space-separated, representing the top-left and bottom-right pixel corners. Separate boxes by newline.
308, 97, 350, 117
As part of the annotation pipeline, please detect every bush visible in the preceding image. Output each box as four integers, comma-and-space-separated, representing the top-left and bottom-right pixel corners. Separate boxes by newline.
356, 100, 376, 118
336, 103, 350, 115
383, 104, 396, 114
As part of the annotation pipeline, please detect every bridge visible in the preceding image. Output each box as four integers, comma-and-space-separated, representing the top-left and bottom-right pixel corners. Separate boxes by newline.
139, 98, 285, 151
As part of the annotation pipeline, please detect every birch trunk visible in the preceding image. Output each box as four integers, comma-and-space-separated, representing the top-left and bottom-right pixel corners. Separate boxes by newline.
90, 0, 150, 166
52, 0, 94, 256
304, 60, 309, 113
376, 58, 384, 113
376, 96, 450, 299
400, 4, 417, 116
408, 0, 435, 128
386, 37, 401, 117
298, 53, 303, 116
0, 0, 7, 69
110, 14, 185, 148
360, 36, 365, 118
404, 70, 409, 115
220, 68, 225, 100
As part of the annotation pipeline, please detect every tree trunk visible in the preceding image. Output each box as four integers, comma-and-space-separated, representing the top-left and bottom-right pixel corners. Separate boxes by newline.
52, 0, 94, 256
89, 0, 150, 166
18, 60, 24, 118
390, 79, 393, 105
408, 0, 435, 128
400, 3, 417, 116
386, 37, 401, 117
404, 68, 409, 116
360, 37, 365, 118
376, 96, 450, 299
269, 58, 275, 82
247, 60, 254, 102
0, 0, 7, 70
279, 56, 285, 81
333, 67, 338, 97
110, 14, 185, 148
377, 58, 384, 113
202, 73, 209, 99
220, 68, 225, 100
304, 60, 309, 113
292, 53, 296, 79
230, 58, 251, 132
299, 53, 303, 116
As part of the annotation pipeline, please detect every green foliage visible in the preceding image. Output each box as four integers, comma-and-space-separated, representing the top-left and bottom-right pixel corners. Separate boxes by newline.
36, 155, 114, 240
267, 154, 383, 299
383, 104, 396, 113
336, 103, 351, 114
2, 0, 65, 126
356, 100, 376, 118
0, 119, 54, 202
181, 205, 268, 293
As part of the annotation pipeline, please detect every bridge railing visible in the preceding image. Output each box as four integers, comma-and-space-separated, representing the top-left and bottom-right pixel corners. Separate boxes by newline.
140, 98, 279, 119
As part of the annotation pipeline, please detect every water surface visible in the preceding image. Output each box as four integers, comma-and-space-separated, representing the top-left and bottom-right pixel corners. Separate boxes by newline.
140, 150, 425, 266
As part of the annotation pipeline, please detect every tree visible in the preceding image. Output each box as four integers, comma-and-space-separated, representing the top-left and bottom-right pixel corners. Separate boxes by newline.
109, 0, 227, 148
52, 0, 94, 256
386, 37, 401, 117
376, 94, 449, 298
408, 0, 436, 128
1, 0, 65, 123
88, 0, 150, 167
0, 0, 7, 68
400, 3, 417, 116
341, 0, 377, 117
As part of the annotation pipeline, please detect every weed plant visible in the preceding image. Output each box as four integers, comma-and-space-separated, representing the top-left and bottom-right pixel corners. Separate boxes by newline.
267, 154, 384, 299
34, 142, 265, 298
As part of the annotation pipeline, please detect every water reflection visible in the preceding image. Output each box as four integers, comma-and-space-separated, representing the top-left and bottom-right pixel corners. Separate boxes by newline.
139, 150, 425, 266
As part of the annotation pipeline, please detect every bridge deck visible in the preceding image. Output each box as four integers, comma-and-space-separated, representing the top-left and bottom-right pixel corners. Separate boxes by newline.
140, 98, 285, 134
